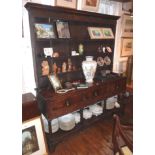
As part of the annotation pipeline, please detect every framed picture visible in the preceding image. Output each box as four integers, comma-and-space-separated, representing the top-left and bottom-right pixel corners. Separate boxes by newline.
48, 74, 62, 92
22, 117, 48, 155
82, 0, 100, 12
101, 28, 114, 39
55, 0, 77, 9
121, 38, 133, 57
56, 21, 71, 38
88, 27, 104, 39
121, 15, 133, 37
34, 23, 56, 38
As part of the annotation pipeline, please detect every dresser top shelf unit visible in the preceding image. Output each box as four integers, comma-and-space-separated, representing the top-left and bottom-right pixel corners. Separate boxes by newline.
25, 2, 119, 21
25, 2, 120, 90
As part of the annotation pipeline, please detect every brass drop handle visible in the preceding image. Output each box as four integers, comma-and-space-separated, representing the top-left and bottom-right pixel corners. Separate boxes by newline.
65, 100, 71, 107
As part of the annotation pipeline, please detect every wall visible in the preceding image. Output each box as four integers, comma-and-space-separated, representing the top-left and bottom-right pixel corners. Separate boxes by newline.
22, 0, 132, 95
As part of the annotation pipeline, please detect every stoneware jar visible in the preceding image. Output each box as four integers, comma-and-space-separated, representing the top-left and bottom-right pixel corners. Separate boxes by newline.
82, 56, 97, 83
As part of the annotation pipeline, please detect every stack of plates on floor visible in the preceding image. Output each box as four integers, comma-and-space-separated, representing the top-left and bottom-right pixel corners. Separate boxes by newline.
83, 109, 92, 119
106, 96, 117, 110
73, 112, 81, 124
89, 104, 103, 116
51, 118, 59, 133
58, 114, 75, 131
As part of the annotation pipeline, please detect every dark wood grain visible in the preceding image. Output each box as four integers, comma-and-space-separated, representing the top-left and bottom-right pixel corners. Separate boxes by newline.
49, 119, 115, 155
22, 93, 40, 122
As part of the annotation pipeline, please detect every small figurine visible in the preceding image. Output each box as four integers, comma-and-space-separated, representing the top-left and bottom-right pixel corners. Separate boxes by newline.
106, 46, 112, 53
78, 43, 84, 55
97, 57, 104, 67
52, 52, 59, 57
62, 62, 67, 72
41, 60, 50, 76
102, 47, 106, 53
67, 58, 72, 72
57, 67, 61, 73
97, 46, 102, 53
53, 63, 58, 74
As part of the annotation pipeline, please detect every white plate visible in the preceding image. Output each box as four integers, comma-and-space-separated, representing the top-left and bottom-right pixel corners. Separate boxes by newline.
58, 114, 75, 123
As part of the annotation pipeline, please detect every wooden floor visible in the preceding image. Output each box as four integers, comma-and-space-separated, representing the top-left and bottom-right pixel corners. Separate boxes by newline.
49, 94, 133, 155
50, 119, 114, 155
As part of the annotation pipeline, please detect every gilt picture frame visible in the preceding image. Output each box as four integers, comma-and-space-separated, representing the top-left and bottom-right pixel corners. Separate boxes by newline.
121, 15, 133, 37
56, 21, 71, 38
48, 74, 62, 92
55, 0, 77, 9
34, 23, 56, 39
82, 0, 100, 12
101, 28, 114, 39
88, 27, 104, 39
22, 117, 48, 155
121, 38, 133, 57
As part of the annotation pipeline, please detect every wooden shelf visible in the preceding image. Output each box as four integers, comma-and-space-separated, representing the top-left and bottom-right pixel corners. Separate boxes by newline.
47, 123, 82, 144
35, 38, 115, 43
46, 107, 121, 144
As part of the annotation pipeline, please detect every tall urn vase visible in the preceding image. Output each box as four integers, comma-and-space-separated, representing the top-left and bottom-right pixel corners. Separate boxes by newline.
82, 56, 97, 83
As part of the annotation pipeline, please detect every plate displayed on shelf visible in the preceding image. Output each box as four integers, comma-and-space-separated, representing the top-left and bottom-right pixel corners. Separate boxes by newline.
104, 56, 111, 65
97, 57, 104, 66
58, 114, 75, 131
106, 46, 112, 53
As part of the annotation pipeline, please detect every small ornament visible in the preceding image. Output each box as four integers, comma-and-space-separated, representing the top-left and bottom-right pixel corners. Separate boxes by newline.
97, 57, 104, 66
62, 62, 67, 72
41, 60, 50, 76
97, 46, 102, 53
106, 46, 112, 53
67, 58, 72, 72
104, 56, 111, 65
52, 52, 59, 57
102, 47, 106, 53
71, 51, 77, 56
53, 63, 58, 74
78, 43, 84, 55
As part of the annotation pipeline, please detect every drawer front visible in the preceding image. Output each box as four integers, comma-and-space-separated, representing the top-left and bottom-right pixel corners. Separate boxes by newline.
45, 87, 105, 119
46, 93, 82, 119
44, 77, 127, 119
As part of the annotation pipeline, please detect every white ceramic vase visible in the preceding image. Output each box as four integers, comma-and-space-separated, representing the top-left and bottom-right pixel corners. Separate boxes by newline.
82, 56, 97, 83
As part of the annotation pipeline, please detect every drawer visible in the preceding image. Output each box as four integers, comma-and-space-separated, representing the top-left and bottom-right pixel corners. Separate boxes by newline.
46, 93, 82, 119
42, 77, 127, 119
